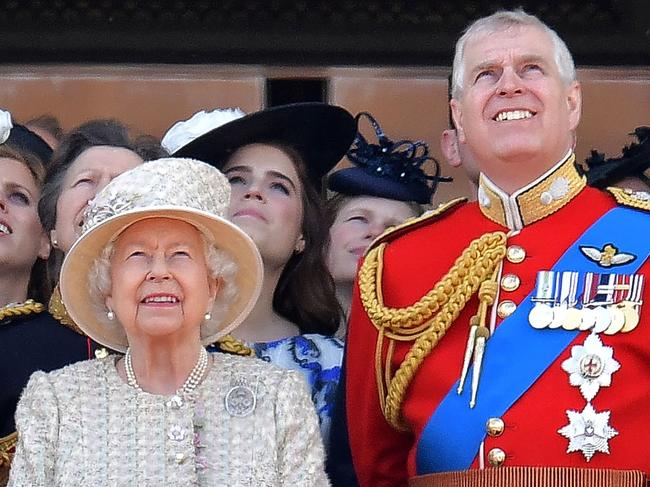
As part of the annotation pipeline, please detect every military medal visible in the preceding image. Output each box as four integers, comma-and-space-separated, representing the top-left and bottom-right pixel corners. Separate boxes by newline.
550, 272, 570, 329
529, 271, 555, 329
592, 274, 613, 333
561, 271, 582, 330
561, 333, 620, 401
579, 274, 597, 331
620, 274, 644, 333
563, 307, 583, 331
558, 403, 618, 461
603, 274, 629, 335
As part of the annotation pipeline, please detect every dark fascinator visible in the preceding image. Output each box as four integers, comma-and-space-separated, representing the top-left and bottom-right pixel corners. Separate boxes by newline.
584, 127, 650, 189
327, 112, 451, 204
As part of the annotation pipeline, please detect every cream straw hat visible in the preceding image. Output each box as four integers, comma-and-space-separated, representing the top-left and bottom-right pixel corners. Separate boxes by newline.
59, 157, 263, 352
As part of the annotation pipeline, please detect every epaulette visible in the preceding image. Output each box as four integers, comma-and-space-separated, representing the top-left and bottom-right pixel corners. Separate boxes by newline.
366, 197, 467, 254
606, 187, 650, 213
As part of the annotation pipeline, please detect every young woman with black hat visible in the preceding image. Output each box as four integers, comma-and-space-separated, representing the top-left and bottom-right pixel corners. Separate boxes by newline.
326, 112, 451, 337
163, 103, 356, 442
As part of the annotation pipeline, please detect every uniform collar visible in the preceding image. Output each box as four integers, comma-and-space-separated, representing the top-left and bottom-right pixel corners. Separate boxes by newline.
477, 150, 586, 230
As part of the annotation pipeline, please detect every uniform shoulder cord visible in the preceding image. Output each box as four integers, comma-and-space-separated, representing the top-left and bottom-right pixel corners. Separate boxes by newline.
358, 231, 507, 430
214, 334, 256, 357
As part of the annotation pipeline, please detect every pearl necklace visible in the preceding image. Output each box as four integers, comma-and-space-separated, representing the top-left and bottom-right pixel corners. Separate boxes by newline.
124, 346, 209, 395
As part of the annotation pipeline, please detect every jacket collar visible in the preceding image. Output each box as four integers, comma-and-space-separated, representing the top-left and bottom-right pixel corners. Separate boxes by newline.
477, 150, 586, 230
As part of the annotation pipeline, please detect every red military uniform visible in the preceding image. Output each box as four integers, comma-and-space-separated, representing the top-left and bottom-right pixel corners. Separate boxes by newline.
345, 154, 650, 486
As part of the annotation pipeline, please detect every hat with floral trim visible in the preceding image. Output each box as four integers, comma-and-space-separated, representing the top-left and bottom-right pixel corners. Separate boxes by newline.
59, 157, 263, 353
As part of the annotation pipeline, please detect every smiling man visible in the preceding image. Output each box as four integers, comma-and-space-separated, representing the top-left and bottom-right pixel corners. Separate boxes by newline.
340, 9, 650, 487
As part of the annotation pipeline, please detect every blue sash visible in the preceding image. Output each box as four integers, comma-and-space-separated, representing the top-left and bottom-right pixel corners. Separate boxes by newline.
416, 206, 650, 474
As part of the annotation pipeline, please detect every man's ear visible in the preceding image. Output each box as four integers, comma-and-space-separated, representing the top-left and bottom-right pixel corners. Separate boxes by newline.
440, 129, 462, 168
450, 98, 466, 144
566, 80, 582, 132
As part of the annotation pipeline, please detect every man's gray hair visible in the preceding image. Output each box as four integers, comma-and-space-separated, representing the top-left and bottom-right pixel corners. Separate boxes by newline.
451, 9, 576, 99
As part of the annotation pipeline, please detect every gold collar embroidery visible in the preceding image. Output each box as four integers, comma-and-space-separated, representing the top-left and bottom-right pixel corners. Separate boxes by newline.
477, 152, 586, 230
48, 285, 84, 335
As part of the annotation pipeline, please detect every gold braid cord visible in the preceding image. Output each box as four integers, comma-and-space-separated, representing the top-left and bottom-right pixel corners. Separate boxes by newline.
0, 300, 44, 322
214, 334, 256, 357
359, 231, 507, 430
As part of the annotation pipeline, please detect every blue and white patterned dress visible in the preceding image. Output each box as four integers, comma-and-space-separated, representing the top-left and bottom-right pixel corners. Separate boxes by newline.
209, 333, 343, 444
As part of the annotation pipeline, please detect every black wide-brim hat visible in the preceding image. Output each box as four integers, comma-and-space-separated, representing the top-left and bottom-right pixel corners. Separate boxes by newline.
172, 102, 356, 184
8, 123, 53, 164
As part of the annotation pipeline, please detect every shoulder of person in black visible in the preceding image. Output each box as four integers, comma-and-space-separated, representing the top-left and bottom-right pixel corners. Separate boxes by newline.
0, 311, 109, 437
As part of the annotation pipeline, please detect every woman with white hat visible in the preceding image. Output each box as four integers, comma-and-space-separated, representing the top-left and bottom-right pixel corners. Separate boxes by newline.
8, 158, 328, 486
0, 111, 53, 485
164, 103, 356, 443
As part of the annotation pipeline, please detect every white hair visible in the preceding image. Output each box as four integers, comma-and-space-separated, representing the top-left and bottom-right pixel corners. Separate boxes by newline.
451, 9, 576, 99
89, 230, 238, 339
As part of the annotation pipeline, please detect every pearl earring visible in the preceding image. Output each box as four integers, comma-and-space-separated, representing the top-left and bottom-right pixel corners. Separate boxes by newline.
106, 309, 115, 321
204, 311, 212, 321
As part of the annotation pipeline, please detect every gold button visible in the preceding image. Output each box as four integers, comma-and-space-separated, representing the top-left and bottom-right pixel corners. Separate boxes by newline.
488, 447, 506, 467
486, 417, 505, 437
506, 245, 526, 263
174, 452, 186, 464
500, 274, 520, 292
94, 348, 109, 359
497, 300, 517, 318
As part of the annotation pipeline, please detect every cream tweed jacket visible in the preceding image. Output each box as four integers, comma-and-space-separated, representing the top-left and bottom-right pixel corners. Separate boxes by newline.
8, 353, 329, 486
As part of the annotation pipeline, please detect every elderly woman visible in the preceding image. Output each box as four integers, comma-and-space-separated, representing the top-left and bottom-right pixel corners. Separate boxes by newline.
326, 112, 450, 336
8, 158, 328, 486
1, 120, 164, 482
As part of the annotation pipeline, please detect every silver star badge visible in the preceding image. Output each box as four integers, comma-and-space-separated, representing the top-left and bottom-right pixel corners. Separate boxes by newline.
561, 333, 620, 401
558, 403, 618, 461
